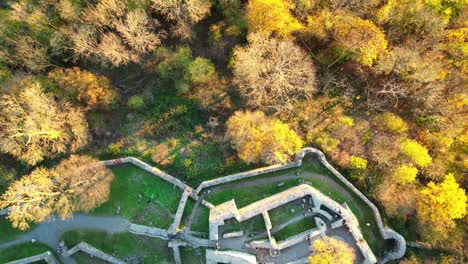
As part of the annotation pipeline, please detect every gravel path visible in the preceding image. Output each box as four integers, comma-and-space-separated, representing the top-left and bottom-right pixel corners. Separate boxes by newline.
0, 214, 129, 264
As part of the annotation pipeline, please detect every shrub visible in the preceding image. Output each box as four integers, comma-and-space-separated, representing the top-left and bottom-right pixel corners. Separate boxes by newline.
185, 57, 216, 85
127, 95, 145, 110
348, 155, 368, 170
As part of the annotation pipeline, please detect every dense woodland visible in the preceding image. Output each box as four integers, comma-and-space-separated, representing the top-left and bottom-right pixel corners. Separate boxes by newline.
0, 0, 466, 262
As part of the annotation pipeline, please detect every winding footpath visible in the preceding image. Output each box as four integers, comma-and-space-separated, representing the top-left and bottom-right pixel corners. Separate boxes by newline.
0, 214, 129, 264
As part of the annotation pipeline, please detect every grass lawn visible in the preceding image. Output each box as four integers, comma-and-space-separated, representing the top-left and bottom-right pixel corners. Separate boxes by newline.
180, 246, 205, 264
91, 164, 182, 228
268, 200, 305, 227
204, 178, 300, 208
180, 198, 210, 233
222, 215, 266, 235
0, 242, 53, 263
63, 230, 173, 264
72, 252, 108, 264
273, 217, 317, 242
0, 216, 33, 243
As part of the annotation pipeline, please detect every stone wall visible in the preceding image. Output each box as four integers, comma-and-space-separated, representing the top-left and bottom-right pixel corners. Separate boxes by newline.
295, 148, 406, 262
65, 242, 126, 264
196, 163, 298, 193
198, 147, 406, 263
6, 251, 58, 264
100, 157, 214, 209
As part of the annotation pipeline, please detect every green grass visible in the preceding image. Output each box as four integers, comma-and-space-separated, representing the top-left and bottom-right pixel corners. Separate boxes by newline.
91, 164, 182, 228
72, 252, 108, 264
180, 246, 205, 264
268, 201, 304, 227
180, 198, 210, 233
222, 215, 266, 235
0, 242, 53, 263
63, 230, 173, 264
273, 217, 317, 242
205, 178, 300, 208
0, 216, 32, 243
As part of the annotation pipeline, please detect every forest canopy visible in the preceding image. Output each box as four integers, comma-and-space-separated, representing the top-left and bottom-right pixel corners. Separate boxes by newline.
0, 0, 466, 262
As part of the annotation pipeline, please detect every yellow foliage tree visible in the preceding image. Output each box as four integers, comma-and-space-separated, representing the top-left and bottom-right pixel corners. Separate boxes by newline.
246, 0, 303, 38
305, 11, 387, 66
392, 164, 418, 184
417, 174, 467, 242
0, 79, 88, 165
400, 139, 432, 167
309, 236, 355, 264
0, 155, 113, 230
226, 110, 303, 165
48, 67, 118, 110
331, 11, 388, 66
375, 112, 408, 134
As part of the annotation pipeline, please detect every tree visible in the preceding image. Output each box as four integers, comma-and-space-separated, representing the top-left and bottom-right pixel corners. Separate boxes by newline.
392, 164, 418, 184
226, 110, 303, 164
374, 45, 446, 83
48, 67, 119, 110
400, 139, 432, 168
309, 236, 355, 264
376, 0, 447, 38
328, 0, 385, 18
374, 112, 408, 134
376, 178, 418, 216
330, 11, 388, 67
151, 0, 212, 39
185, 57, 217, 85
0, 155, 113, 230
232, 32, 316, 113
246, 0, 303, 38
76, 2, 163, 66
305, 11, 387, 66
0, 79, 88, 165
417, 174, 467, 242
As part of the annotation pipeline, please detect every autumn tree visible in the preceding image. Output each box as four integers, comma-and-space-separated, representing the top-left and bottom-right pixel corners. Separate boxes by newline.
305, 10, 387, 66
226, 110, 302, 164
232, 32, 316, 114
376, 178, 419, 216
70, 1, 164, 66
391, 164, 418, 184
374, 44, 446, 83
0, 79, 88, 165
309, 236, 355, 264
48, 67, 119, 110
246, 0, 303, 38
0, 155, 113, 230
151, 0, 212, 39
373, 112, 408, 134
376, 0, 452, 38
417, 174, 467, 243
400, 139, 432, 168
